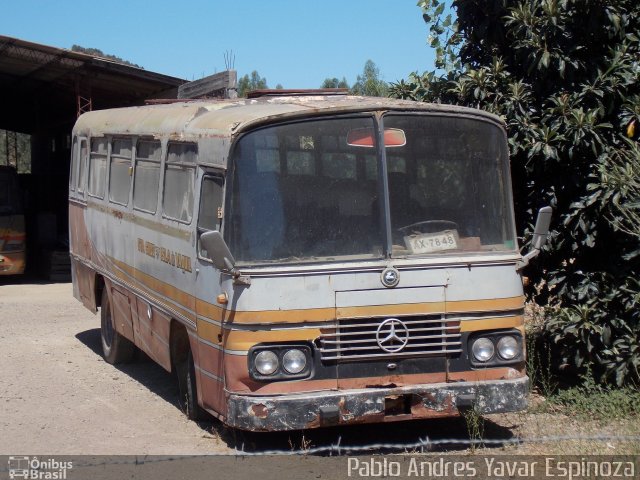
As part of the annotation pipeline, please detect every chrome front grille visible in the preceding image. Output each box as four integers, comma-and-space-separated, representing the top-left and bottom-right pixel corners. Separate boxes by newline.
318, 314, 462, 361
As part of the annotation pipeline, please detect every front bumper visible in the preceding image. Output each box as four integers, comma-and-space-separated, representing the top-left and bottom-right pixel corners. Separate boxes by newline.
225, 376, 529, 431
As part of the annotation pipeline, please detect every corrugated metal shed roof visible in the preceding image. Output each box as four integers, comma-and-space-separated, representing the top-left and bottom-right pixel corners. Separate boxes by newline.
0, 35, 185, 107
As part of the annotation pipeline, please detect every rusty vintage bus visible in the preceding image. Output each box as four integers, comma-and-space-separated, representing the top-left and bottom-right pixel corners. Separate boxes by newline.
0, 165, 26, 276
69, 91, 550, 431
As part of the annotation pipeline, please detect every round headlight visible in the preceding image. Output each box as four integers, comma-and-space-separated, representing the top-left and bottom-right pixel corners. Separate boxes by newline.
497, 336, 519, 360
254, 350, 278, 375
471, 338, 495, 362
282, 349, 307, 374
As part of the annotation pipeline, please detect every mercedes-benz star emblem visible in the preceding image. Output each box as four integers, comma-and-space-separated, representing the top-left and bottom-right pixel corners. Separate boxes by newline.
380, 267, 400, 288
376, 318, 410, 353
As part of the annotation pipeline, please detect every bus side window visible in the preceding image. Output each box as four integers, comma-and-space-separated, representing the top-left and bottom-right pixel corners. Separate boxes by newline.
77, 138, 88, 194
88, 138, 108, 199
133, 139, 162, 213
197, 176, 224, 259
163, 142, 196, 223
70, 137, 77, 191
109, 138, 132, 206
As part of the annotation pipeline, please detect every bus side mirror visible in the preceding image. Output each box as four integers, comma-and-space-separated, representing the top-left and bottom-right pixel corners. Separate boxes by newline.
531, 206, 552, 250
200, 230, 236, 272
519, 206, 552, 270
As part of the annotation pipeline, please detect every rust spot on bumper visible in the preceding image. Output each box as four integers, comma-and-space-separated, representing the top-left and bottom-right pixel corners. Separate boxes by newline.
411, 393, 457, 417
251, 404, 268, 418
226, 376, 529, 431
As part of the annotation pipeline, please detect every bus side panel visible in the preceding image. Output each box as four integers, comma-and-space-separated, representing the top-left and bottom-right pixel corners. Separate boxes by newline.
71, 259, 98, 312
196, 341, 226, 415
195, 260, 229, 419
69, 203, 92, 261
187, 332, 223, 417
69, 202, 98, 312
188, 331, 202, 403
133, 297, 172, 372
109, 285, 136, 344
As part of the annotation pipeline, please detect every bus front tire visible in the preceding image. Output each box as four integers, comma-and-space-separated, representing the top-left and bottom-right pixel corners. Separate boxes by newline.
182, 350, 206, 421
100, 288, 135, 364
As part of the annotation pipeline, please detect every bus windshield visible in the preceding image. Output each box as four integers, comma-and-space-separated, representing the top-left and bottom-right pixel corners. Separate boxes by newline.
0, 168, 23, 215
226, 114, 516, 265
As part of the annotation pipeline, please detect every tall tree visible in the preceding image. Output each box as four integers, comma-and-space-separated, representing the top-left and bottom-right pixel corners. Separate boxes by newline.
390, 0, 640, 385
351, 60, 388, 97
237, 71, 269, 97
321, 77, 350, 89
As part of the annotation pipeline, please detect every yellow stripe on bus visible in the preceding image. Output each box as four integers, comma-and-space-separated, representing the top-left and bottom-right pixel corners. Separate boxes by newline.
459, 315, 524, 332
105, 258, 524, 331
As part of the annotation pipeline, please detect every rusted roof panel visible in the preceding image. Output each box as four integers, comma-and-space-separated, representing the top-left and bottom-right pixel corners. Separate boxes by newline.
74, 95, 504, 140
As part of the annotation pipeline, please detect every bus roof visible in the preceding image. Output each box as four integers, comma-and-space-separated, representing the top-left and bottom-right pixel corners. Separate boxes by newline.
72, 94, 505, 141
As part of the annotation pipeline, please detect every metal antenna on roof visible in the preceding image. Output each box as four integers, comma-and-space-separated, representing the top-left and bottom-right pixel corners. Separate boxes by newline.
224, 50, 235, 71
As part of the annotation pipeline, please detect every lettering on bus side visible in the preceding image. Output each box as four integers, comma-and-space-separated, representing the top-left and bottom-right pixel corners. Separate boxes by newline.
137, 237, 192, 273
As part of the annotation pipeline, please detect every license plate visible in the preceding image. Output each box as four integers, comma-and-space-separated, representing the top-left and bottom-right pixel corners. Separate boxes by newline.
404, 230, 458, 254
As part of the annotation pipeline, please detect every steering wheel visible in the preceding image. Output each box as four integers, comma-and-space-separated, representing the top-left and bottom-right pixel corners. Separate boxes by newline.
397, 220, 458, 235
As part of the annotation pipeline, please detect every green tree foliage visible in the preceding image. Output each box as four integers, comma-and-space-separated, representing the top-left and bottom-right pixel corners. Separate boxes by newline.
601, 139, 640, 239
351, 60, 389, 97
390, 0, 640, 385
237, 71, 269, 97
321, 77, 350, 89
0, 130, 31, 174
71, 45, 143, 69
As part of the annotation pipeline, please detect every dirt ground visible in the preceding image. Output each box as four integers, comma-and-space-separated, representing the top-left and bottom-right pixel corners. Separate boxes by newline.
1, 280, 638, 456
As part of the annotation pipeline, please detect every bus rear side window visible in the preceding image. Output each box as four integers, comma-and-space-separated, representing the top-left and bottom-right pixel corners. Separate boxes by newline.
70, 137, 77, 191
88, 138, 108, 198
133, 140, 161, 213
109, 138, 132, 205
77, 139, 88, 193
163, 143, 196, 223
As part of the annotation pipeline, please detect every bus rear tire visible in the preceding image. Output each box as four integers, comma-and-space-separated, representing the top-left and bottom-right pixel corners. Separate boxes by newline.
100, 288, 135, 364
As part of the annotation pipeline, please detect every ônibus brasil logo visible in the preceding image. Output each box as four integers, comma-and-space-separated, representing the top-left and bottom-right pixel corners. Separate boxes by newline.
8, 457, 73, 479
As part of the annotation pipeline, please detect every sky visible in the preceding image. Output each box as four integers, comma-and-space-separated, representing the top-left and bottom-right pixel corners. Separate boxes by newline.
0, 0, 436, 89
